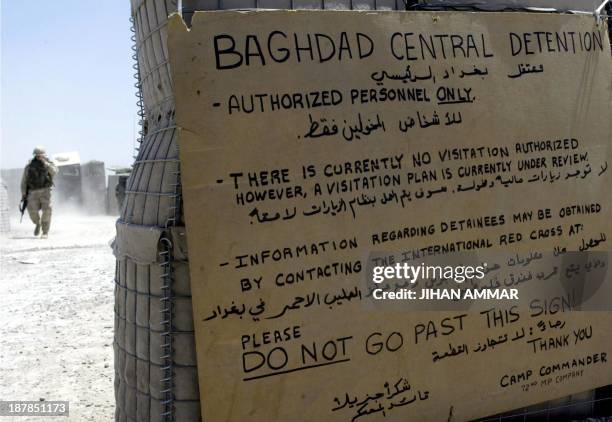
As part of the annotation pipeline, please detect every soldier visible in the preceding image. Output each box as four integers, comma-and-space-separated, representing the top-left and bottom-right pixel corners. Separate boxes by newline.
20, 146, 58, 238
115, 175, 127, 211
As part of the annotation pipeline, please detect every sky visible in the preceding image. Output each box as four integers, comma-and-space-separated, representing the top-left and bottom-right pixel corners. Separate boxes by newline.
1, 0, 137, 170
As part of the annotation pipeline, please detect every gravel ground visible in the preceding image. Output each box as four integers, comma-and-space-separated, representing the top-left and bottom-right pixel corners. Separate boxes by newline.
0, 213, 117, 421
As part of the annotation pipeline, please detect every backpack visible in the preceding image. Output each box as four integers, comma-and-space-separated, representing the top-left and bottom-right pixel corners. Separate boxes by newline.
26, 159, 53, 190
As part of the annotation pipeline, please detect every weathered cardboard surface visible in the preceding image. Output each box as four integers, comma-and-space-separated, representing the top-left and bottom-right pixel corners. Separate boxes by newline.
168, 11, 612, 421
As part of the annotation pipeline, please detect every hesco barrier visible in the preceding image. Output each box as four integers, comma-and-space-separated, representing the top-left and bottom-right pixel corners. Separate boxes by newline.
114, 1, 193, 420
116, 1, 611, 421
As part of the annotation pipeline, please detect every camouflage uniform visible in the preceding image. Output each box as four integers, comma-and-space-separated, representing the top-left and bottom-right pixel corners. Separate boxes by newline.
20, 149, 58, 236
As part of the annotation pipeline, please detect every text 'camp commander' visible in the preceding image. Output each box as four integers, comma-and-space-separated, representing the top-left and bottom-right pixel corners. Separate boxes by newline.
21, 146, 57, 238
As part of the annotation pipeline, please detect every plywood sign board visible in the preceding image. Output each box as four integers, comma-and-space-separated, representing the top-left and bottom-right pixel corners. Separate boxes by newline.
168, 11, 612, 421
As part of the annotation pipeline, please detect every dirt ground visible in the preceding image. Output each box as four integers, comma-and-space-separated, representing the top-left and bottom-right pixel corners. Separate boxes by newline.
0, 213, 116, 421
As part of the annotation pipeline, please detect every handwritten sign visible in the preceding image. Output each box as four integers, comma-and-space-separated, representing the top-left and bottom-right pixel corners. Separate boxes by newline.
168, 11, 612, 421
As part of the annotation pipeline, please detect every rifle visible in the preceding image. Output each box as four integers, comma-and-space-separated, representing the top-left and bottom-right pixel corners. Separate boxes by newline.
19, 188, 29, 223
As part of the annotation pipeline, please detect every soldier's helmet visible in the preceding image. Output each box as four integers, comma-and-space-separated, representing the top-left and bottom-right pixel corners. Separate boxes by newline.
32, 146, 46, 155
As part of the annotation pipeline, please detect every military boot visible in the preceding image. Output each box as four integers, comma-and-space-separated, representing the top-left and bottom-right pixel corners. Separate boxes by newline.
41, 221, 50, 236
34, 224, 41, 236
